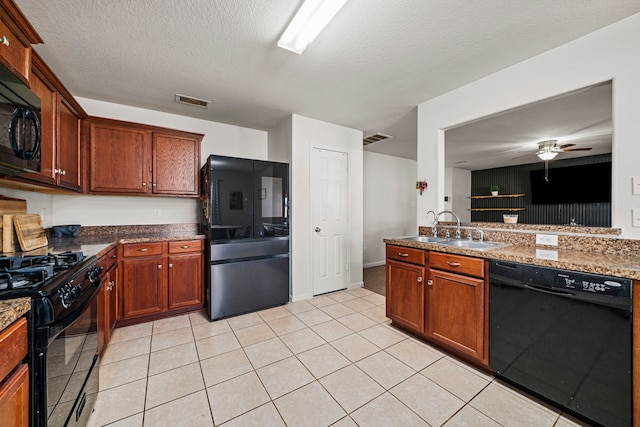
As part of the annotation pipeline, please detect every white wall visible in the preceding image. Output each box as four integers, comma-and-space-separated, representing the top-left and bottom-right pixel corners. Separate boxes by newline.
417, 13, 640, 239
0, 98, 268, 226
450, 168, 471, 223
363, 152, 417, 267
289, 114, 363, 301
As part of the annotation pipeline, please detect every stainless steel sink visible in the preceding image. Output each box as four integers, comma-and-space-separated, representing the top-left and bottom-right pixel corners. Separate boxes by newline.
400, 236, 446, 243
396, 236, 510, 251
436, 239, 511, 250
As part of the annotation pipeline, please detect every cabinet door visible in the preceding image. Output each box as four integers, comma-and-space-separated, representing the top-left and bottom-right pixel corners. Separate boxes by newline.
0, 364, 29, 427
22, 70, 57, 185
167, 252, 203, 310
98, 264, 119, 355
90, 122, 150, 194
56, 96, 81, 190
427, 268, 485, 361
121, 257, 165, 319
386, 260, 425, 333
152, 133, 200, 195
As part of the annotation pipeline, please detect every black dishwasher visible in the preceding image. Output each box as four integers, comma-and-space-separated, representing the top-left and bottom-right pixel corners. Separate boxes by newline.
489, 260, 632, 427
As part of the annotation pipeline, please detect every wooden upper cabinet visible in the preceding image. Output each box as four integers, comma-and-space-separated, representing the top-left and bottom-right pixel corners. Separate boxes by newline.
0, 1, 43, 85
89, 120, 151, 194
88, 117, 202, 197
56, 96, 81, 190
153, 133, 199, 196
17, 51, 85, 190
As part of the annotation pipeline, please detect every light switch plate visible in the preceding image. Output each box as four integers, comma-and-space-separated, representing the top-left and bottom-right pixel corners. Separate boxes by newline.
633, 176, 640, 195
633, 208, 640, 227
536, 233, 558, 246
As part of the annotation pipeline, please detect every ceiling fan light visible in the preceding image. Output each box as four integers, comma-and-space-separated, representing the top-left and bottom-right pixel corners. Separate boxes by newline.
537, 151, 558, 161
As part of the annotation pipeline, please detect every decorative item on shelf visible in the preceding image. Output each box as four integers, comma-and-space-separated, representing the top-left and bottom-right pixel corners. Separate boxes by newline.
503, 214, 518, 224
490, 185, 499, 196
416, 180, 428, 195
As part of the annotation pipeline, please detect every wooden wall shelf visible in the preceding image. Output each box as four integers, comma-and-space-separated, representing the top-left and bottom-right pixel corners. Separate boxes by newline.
469, 194, 525, 199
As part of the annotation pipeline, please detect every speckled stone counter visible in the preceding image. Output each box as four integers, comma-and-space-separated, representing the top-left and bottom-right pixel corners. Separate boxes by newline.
0, 297, 30, 333
384, 237, 640, 280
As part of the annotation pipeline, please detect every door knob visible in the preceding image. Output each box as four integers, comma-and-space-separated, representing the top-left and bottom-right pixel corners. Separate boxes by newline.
315, 227, 321, 232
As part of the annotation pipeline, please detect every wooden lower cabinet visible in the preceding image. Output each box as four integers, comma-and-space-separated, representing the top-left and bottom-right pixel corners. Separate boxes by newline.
120, 240, 204, 323
0, 317, 29, 427
386, 260, 425, 332
98, 248, 119, 355
386, 244, 488, 366
427, 268, 485, 362
121, 255, 166, 319
168, 252, 203, 310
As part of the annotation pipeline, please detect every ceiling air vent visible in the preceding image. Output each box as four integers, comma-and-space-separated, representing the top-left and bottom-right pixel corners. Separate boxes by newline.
175, 94, 210, 109
363, 133, 392, 145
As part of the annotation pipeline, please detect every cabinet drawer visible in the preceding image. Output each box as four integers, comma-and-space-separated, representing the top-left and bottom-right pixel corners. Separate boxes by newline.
168, 240, 203, 254
429, 252, 484, 278
386, 245, 426, 266
122, 242, 163, 257
98, 246, 118, 272
0, 318, 28, 382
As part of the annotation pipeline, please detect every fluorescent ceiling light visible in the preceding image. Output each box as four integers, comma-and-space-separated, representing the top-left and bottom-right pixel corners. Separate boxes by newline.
278, 0, 349, 54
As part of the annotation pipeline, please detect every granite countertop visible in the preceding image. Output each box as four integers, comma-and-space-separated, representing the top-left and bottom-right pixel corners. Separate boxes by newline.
0, 297, 30, 333
384, 237, 640, 281
16, 232, 206, 259
0, 229, 205, 333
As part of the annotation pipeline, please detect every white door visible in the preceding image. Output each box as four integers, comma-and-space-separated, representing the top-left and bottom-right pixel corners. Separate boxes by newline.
311, 148, 349, 295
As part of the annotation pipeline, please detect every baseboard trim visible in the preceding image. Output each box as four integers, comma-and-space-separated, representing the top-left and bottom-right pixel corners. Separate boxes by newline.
364, 261, 385, 268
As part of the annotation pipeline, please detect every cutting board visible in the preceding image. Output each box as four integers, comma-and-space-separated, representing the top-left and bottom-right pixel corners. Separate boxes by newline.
0, 215, 19, 253
13, 214, 48, 251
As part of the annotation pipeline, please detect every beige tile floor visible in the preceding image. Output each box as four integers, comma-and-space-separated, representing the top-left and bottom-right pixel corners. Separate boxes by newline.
87, 288, 589, 427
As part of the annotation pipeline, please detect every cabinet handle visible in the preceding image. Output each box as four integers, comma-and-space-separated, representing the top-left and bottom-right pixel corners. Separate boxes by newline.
157, 265, 162, 269
417, 277, 423, 284
152, 183, 157, 187
398, 253, 409, 257
137, 248, 149, 252
142, 182, 147, 186
168, 263, 173, 268
0, 36, 9, 47
112, 254, 117, 258
60, 169, 66, 175
446, 261, 461, 267
180, 245, 190, 249
427, 280, 433, 286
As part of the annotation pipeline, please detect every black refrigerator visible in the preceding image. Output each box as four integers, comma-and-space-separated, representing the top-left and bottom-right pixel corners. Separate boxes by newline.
200, 155, 290, 320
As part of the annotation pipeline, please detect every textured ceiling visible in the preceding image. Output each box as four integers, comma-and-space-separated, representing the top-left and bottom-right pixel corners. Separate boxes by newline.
13, 0, 640, 161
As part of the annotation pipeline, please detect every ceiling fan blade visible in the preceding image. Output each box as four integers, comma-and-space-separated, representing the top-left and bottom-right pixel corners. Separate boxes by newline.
563, 147, 592, 151
558, 143, 576, 149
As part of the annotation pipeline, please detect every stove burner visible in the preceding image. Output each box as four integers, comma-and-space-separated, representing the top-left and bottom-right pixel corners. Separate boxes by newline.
0, 251, 84, 293
0, 269, 49, 290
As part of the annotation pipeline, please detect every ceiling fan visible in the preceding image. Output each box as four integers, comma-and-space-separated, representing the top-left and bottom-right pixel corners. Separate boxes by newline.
536, 139, 592, 160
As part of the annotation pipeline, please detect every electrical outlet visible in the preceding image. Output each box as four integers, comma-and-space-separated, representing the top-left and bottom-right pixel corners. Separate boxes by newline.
153, 208, 162, 219
633, 209, 640, 227
536, 233, 558, 246
633, 176, 640, 195
536, 249, 559, 261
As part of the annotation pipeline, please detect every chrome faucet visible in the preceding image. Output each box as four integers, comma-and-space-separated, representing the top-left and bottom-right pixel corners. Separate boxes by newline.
435, 210, 461, 239
426, 210, 437, 237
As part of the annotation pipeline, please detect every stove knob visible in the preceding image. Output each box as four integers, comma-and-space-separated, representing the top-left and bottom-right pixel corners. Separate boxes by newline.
87, 266, 103, 283
57, 290, 71, 309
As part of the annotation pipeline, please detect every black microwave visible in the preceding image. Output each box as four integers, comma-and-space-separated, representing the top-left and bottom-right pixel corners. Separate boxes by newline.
0, 64, 41, 176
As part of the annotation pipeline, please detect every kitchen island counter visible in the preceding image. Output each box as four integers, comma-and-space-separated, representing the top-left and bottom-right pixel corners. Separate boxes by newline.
384, 237, 640, 280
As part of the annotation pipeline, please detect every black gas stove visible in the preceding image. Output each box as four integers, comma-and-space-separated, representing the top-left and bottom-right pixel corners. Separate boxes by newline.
0, 250, 103, 426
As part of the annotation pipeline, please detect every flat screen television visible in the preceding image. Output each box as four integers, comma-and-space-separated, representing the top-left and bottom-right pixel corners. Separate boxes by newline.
530, 162, 611, 204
